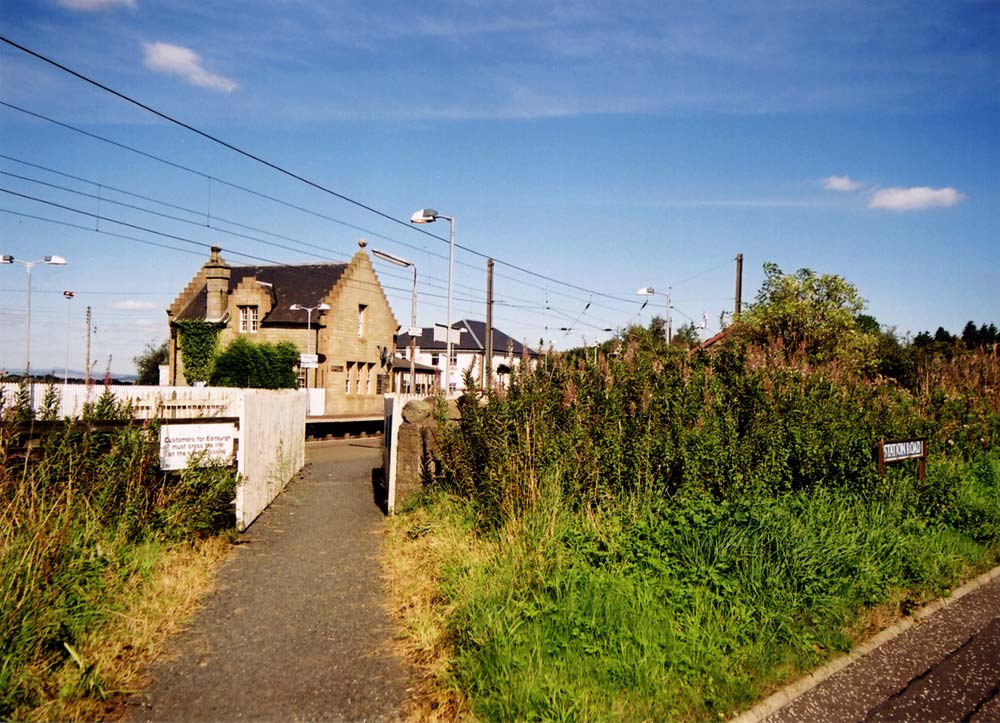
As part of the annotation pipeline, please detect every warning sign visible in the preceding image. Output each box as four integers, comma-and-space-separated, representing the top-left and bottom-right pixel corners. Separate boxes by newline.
159, 423, 236, 470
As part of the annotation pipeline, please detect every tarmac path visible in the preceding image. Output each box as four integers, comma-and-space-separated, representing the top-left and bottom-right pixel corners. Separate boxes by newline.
126, 439, 413, 723
760, 570, 1000, 723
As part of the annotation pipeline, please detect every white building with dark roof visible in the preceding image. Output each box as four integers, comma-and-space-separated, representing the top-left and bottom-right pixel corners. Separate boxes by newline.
395, 319, 539, 393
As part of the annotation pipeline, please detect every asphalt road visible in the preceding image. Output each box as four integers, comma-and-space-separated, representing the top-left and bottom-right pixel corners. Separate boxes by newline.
762, 571, 1000, 723
126, 439, 413, 722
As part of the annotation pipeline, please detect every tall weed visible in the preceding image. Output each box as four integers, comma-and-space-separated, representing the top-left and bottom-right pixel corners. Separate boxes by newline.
401, 340, 1000, 721
0, 422, 237, 718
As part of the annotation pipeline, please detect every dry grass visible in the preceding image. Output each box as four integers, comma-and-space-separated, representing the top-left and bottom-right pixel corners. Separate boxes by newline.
382, 496, 480, 723
21, 535, 232, 723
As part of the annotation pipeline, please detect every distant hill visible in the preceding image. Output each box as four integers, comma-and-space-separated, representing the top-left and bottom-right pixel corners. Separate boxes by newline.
1, 370, 140, 385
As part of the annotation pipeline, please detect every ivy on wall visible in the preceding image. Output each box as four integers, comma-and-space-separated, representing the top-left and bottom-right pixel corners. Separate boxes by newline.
174, 320, 224, 384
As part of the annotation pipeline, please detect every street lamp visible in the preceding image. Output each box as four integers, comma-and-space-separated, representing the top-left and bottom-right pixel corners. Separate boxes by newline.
372, 249, 417, 395
288, 302, 330, 390
1, 254, 67, 384
410, 208, 455, 394
636, 286, 671, 343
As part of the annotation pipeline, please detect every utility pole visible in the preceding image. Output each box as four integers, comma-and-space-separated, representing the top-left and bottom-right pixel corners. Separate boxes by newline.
735, 253, 743, 321
485, 259, 494, 391
63, 290, 75, 386
84, 305, 92, 387
666, 288, 672, 344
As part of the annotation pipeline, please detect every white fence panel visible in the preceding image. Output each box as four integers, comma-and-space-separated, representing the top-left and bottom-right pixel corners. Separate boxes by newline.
0, 383, 243, 419
235, 388, 307, 531
2, 383, 306, 532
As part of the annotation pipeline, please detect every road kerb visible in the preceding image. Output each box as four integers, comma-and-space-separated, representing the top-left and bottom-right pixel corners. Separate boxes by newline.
728, 563, 1000, 723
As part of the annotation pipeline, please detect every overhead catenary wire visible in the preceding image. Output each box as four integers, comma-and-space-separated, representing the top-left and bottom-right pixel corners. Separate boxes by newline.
0, 155, 631, 327
0, 114, 626, 317
2, 199, 624, 337
0, 38, 642, 307
0, 195, 549, 320
0, 156, 552, 306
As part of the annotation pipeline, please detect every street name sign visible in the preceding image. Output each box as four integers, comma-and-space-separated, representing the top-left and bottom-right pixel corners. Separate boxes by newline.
878, 438, 927, 480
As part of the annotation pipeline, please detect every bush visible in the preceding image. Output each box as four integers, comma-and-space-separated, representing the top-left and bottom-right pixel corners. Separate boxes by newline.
210, 337, 298, 389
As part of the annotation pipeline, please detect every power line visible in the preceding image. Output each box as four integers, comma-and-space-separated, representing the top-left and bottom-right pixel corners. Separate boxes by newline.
1, 155, 545, 304
1, 102, 633, 316
1, 102, 639, 326
1, 153, 633, 322
0, 38, 642, 306
0, 196, 519, 317
0, 111, 589, 309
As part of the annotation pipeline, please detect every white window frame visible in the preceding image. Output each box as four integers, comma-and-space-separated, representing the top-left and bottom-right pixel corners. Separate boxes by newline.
357, 304, 367, 338
238, 305, 259, 333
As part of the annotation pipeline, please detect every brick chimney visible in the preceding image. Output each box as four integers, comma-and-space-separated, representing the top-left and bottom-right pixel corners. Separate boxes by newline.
204, 246, 231, 321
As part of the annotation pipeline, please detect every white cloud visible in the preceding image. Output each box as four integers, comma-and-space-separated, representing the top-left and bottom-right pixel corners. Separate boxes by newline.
57, 0, 135, 10
868, 186, 966, 212
143, 42, 238, 93
113, 300, 157, 311
823, 175, 865, 192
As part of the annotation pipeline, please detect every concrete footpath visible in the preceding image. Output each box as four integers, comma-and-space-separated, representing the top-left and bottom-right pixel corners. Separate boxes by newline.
742, 567, 1000, 723
126, 439, 413, 722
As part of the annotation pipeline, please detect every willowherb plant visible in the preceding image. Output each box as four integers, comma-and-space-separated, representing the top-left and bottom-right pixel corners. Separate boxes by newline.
432, 333, 1000, 527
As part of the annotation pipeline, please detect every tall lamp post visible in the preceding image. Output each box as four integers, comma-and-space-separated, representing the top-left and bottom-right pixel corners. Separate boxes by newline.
289, 302, 329, 390
372, 249, 417, 394
2, 254, 68, 383
410, 208, 454, 394
636, 286, 671, 344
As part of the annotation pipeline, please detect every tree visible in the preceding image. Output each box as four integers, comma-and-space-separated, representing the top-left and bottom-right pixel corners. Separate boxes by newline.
648, 316, 667, 343
933, 327, 955, 344
671, 321, 701, 349
855, 314, 880, 335
740, 262, 874, 366
134, 340, 169, 385
962, 321, 979, 348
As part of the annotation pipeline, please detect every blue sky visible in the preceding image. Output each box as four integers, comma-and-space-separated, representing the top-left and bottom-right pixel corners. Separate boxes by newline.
1, 0, 997, 375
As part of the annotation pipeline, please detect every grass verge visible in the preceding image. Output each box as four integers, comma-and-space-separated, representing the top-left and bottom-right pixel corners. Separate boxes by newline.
23, 536, 231, 722
1, 420, 238, 720
384, 458, 1000, 723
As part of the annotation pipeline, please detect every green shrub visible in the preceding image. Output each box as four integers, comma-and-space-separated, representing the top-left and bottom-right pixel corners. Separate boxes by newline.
210, 337, 298, 389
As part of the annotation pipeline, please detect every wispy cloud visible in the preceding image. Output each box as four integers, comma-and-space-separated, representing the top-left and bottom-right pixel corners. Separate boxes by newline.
57, 0, 136, 11
868, 186, 966, 212
113, 300, 157, 311
143, 42, 238, 93
823, 175, 865, 192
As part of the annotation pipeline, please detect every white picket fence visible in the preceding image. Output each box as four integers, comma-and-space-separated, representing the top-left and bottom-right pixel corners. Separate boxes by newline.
1, 383, 306, 531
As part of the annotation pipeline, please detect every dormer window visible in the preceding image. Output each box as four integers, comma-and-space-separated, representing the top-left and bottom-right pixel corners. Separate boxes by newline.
239, 305, 259, 333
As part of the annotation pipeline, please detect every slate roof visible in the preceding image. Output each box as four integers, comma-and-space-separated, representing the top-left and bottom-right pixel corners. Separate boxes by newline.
396, 319, 537, 357
392, 355, 440, 374
175, 263, 347, 324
